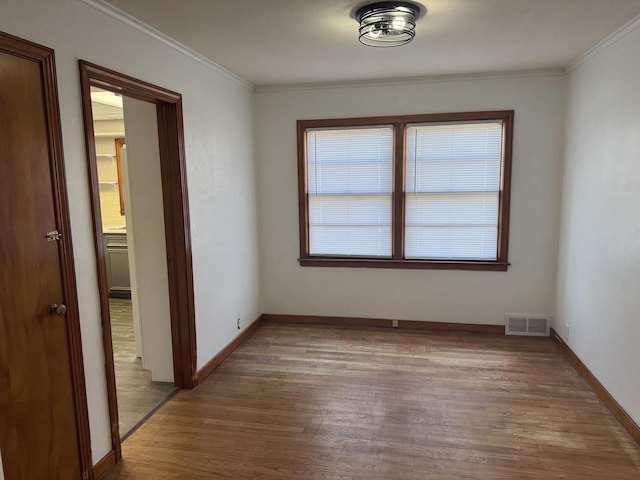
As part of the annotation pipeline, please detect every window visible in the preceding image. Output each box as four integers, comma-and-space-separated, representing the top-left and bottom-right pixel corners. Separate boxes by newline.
297, 111, 513, 271
306, 126, 393, 257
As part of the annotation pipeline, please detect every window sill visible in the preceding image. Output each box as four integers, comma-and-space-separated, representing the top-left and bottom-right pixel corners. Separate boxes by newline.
299, 257, 509, 271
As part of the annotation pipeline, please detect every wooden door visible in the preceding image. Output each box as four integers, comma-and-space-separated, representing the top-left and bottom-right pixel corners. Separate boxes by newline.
0, 34, 92, 479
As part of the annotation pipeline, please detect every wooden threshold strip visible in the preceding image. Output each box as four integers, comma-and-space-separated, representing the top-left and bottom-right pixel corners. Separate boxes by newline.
195, 314, 264, 384
551, 328, 640, 446
93, 450, 116, 479
263, 314, 504, 335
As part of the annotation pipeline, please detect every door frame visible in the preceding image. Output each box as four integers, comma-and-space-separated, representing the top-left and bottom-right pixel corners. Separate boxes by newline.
0, 32, 93, 479
78, 61, 197, 463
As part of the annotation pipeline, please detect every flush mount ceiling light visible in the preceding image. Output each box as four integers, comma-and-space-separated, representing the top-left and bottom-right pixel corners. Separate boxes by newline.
356, 1, 421, 47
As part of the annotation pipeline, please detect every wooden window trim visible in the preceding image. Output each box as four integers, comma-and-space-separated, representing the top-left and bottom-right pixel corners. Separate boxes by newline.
297, 110, 514, 271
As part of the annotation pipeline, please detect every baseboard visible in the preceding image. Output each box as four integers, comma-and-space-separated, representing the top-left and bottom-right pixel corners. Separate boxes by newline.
263, 314, 504, 335
93, 450, 116, 479
195, 315, 264, 384
550, 328, 640, 445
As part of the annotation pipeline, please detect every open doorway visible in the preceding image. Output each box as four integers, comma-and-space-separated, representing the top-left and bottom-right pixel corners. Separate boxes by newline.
79, 61, 197, 464
90, 88, 177, 440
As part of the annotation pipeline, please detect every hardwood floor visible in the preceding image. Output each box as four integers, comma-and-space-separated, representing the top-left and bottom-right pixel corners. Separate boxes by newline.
110, 299, 176, 438
101, 323, 640, 479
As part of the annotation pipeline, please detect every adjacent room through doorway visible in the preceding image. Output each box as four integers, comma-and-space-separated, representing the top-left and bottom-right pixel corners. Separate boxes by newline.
90, 87, 176, 440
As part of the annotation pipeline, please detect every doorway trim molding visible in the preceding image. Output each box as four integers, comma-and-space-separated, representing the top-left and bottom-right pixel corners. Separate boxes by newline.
0, 32, 94, 479
78, 61, 197, 464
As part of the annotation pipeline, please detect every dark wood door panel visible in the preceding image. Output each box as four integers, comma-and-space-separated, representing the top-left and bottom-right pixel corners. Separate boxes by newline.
0, 42, 83, 479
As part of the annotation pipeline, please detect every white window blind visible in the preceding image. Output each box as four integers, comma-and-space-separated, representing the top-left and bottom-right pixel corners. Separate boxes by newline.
405, 121, 503, 260
307, 126, 393, 257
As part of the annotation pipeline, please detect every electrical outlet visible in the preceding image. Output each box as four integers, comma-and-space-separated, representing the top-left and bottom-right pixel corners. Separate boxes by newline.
392, 320, 398, 328
237, 318, 241, 330
565, 323, 570, 341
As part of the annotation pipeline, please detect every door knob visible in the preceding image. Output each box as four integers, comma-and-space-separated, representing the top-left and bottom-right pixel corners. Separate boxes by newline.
48, 303, 67, 316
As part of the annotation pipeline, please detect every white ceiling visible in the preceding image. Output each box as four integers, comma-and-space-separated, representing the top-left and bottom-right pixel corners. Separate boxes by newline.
104, 0, 640, 86
91, 87, 124, 120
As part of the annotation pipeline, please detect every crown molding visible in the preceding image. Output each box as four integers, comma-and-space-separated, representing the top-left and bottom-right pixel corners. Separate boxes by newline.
79, 0, 254, 91
79, 0, 640, 93
567, 13, 640, 72
255, 68, 566, 93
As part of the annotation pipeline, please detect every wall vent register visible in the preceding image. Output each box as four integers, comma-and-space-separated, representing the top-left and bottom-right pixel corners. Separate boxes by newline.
505, 315, 550, 336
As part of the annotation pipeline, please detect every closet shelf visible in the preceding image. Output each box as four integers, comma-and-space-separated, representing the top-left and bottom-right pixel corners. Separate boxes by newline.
99, 181, 119, 188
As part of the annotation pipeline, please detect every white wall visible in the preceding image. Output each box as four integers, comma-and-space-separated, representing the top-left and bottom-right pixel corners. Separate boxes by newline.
122, 97, 173, 382
4, 0, 634, 466
556, 24, 640, 425
0, 0, 261, 463
255, 74, 566, 325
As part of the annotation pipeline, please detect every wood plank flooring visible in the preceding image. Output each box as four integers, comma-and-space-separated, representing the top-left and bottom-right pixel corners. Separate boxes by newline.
110, 299, 176, 438
102, 323, 640, 479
